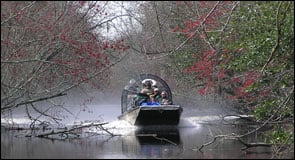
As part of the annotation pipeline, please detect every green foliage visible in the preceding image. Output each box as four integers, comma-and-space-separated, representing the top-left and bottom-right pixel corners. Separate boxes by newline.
253, 97, 293, 121
253, 100, 275, 120
226, 2, 280, 71
267, 126, 294, 145
223, 1, 293, 108
173, 1, 294, 147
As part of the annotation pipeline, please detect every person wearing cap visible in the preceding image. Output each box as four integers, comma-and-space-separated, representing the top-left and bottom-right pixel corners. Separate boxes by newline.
140, 80, 153, 95
135, 80, 153, 106
152, 87, 161, 102
159, 91, 172, 105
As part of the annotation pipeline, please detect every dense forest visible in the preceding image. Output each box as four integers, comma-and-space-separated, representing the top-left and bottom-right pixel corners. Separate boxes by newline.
1, 1, 293, 156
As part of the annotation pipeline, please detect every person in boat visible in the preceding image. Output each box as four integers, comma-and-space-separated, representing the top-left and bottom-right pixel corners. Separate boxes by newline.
140, 80, 153, 95
140, 94, 160, 106
135, 80, 154, 106
159, 91, 172, 105
153, 87, 161, 103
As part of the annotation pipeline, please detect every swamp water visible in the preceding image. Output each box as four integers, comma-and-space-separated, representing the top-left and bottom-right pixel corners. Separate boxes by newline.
1, 102, 293, 159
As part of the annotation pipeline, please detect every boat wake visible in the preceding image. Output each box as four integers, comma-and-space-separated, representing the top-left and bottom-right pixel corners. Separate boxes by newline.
181, 114, 253, 126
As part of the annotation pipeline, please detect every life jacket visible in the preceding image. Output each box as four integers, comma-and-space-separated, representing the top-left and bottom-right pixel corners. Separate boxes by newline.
140, 101, 160, 106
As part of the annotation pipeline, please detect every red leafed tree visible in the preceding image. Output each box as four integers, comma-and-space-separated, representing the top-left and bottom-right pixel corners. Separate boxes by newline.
171, 1, 258, 100
1, 1, 129, 114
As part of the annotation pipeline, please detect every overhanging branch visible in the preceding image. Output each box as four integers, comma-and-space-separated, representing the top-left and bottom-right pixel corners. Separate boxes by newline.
1, 92, 67, 112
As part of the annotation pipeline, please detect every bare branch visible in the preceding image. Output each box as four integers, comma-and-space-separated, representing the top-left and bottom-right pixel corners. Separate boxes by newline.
260, 1, 283, 73
36, 122, 110, 139
1, 93, 67, 112
197, 86, 294, 151
156, 1, 222, 59
1, 1, 36, 25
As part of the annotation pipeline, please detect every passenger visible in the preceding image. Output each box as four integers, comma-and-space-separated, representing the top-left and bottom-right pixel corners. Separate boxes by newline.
140, 94, 160, 106
136, 81, 153, 106
152, 88, 161, 102
140, 81, 153, 95
148, 95, 160, 105
159, 91, 172, 105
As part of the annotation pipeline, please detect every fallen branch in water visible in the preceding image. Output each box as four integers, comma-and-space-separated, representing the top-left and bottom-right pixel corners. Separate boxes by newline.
197, 87, 293, 153
237, 138, 272, 150
35, 121, 112, 139
196, 133, 273, 152
197, 134, 233, 151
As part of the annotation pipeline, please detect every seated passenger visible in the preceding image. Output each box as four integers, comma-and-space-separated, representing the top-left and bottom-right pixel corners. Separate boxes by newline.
140, 81, 153, 95
135, 81, 153, 106
140, 95, 160, 106
135, 93, 149, 106
152, 88, 161, 102
159, 91, 172, 105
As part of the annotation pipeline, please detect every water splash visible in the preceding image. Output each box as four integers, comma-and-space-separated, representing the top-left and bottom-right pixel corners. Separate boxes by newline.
1, 117, 31, 127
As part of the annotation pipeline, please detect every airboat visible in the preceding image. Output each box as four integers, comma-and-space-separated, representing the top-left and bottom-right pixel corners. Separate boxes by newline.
118, 74, 183, 126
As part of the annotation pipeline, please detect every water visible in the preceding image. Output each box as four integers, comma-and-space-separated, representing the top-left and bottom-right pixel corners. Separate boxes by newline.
1, 102, 293, 159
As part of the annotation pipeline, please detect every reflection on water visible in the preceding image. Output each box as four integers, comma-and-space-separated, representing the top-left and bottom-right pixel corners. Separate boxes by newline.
2, 119, 293, 159
1, 103, 294, 159
135, 126, 181, 145
122, 126, 182, 159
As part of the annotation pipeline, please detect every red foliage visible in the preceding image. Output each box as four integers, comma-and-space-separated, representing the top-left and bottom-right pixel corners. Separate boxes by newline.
171, 26, 180, 32
218, 69, 225, 79
172, 1, 267, 101
226, 71, 261, 100
176, 2, 260, 99
198, 86, 207, 95
1, 1, 130, 91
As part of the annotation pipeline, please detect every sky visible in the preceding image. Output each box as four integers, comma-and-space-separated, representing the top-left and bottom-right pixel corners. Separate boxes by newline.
96, 1, 143, 39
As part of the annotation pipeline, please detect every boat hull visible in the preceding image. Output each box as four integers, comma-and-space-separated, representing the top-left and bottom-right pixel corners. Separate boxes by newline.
118, 105, 183, 126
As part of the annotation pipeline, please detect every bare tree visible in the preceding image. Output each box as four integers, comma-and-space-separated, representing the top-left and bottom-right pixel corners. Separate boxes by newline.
1, 1, 128, 126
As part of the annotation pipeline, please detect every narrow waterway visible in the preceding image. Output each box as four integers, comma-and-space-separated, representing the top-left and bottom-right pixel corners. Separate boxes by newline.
1, 100, 293, 159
